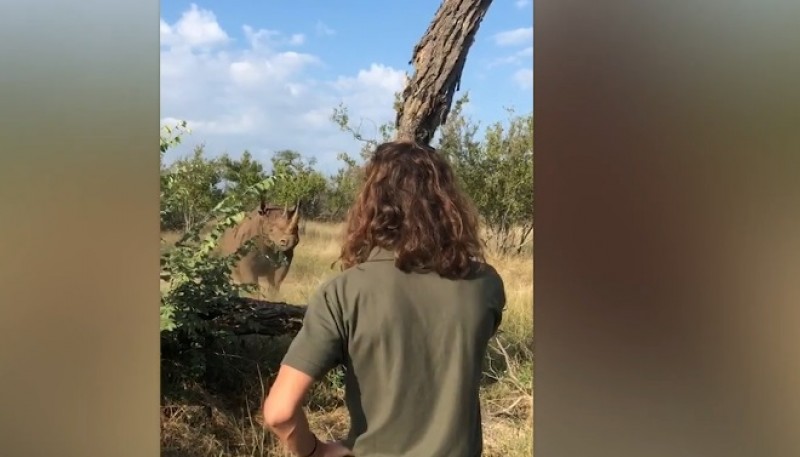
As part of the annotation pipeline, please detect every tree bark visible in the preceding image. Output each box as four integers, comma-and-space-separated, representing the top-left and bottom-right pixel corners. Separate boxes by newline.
395, 0, 494, 145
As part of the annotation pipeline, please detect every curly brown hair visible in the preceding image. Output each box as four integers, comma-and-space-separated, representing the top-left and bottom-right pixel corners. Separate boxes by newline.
337, 141, 485, 279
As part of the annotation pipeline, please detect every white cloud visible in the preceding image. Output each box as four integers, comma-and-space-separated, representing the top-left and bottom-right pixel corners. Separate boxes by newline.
242, 25, 278, 49
514, 0, 531, 9
513, 68, 533, 90
488, 45, 534, 68
242, 26, 305, 49
330, 64, 407, 131
487, 26, 533, 73
190, 112, 262, 135
160, 7, 405, 173
334, 64, 407, 94
160, 4, 229, 48
228, 52, 320, 87
315, 21, 336, 36
160, 19, 171, 37
493, 27, 533, 47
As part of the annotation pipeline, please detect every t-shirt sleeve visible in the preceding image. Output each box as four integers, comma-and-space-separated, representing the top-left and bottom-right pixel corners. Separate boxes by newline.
281, 287, 346, 380
489, 272, 507, 336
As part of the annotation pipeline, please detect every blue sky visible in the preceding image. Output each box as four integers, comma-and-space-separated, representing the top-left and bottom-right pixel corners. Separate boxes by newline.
160, 1, 533, 174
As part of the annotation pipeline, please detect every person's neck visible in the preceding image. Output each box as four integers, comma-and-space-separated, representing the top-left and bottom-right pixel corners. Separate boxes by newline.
366, 246, 394, 261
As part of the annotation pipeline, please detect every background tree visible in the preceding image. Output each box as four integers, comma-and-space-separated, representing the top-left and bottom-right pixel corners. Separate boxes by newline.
325, 152, 363, 220
437, 96, 534, 254
325, 104, 398, 220
265, 150, 329, 219
473, 110, 533, 253
160, 121, 190, 229
219, 150, 267, 210
161, 145, 225, 232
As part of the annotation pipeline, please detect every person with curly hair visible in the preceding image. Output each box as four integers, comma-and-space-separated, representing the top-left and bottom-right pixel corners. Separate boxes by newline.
262, 141, 506, 457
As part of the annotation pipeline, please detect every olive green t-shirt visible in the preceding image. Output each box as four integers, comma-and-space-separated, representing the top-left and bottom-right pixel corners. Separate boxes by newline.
281, 248, 506, 457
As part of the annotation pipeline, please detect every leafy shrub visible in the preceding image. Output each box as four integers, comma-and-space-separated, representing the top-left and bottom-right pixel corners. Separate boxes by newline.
160, 122, 283, 386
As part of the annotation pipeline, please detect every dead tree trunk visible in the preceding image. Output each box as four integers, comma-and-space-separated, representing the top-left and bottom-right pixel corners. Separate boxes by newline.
395, 0, 494, 145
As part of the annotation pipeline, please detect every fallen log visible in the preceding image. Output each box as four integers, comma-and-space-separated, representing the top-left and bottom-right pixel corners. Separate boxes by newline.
211, 298, 306, 337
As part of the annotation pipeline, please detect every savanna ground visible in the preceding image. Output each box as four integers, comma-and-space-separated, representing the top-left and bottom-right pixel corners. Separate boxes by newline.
161, 221, 533, 456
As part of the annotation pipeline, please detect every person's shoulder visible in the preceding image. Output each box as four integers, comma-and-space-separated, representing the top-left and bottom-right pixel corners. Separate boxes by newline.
312, 271, 346, 299
308, 264, 383, 314
335, 258, 395, 283
469, 260, 503, 282
468, 261, 506, 295
312, 265, 371, 299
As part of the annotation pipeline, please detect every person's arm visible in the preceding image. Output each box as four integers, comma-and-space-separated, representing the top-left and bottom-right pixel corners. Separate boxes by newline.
262, 365, 318, 456
263, 287, 352, 456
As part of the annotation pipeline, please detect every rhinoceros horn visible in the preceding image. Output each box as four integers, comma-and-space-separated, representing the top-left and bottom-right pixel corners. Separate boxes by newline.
289, 201, 301, 230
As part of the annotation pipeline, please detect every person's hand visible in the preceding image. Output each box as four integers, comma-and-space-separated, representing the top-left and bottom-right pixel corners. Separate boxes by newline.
314, 439, 353, 457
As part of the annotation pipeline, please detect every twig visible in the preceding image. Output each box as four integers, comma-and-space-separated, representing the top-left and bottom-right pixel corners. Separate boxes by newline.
493, 396, 527, 417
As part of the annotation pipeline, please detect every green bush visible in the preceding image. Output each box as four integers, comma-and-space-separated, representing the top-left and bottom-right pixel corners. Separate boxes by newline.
160, 122, 283, 386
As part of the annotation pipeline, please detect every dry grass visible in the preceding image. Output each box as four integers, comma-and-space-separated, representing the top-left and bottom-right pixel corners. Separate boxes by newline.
161, 221, 533, 456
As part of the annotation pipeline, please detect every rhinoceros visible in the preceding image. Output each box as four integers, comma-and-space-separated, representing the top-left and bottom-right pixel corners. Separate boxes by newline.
218, 199, 301, 295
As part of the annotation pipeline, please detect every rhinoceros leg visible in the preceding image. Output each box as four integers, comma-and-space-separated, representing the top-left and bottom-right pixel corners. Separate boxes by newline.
258, 276, 277, 299
271, 250, 294, 293
232, 256, 261, 297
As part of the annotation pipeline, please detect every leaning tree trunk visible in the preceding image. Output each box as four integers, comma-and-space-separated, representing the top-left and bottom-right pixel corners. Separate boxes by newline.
395, 0, 494, 145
